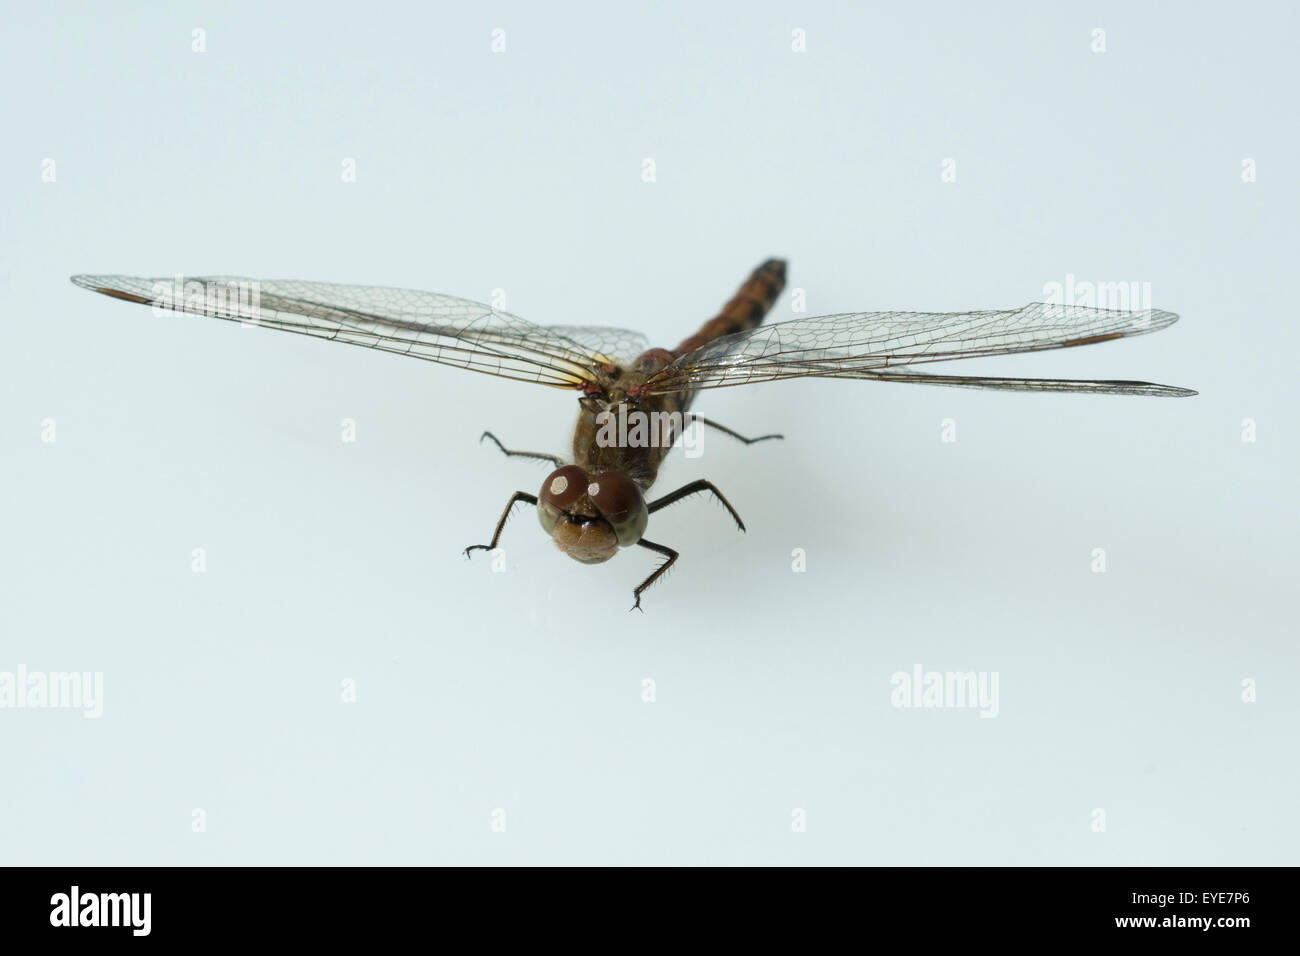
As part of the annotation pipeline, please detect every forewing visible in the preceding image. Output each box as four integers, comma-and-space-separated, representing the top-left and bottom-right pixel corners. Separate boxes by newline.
70, 274, 605, 389
639, 302, 1189, 395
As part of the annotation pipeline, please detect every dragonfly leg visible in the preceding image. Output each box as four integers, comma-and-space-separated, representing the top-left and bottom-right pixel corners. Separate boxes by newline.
464, 491, 539, 557
691, 415, 783, 445
631, 539, 679, 611
647, 480, 746, 532
480, 431, 564, 467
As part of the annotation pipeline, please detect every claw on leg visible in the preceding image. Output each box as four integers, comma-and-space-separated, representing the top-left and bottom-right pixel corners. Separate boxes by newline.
480, 431, 564, 467
464, 491, 538, 557
691, 415, 783, 445
647, 479, 746, 532
631, 539, 679, 611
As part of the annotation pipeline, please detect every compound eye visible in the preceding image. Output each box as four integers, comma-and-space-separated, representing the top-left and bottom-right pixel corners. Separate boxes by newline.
586, 472, 648, 547
537, 465, 587, 537
539, 465, 588, 510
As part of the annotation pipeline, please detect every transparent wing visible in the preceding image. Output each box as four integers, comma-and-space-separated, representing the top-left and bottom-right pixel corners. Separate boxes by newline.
855, 368, 1195, 397
70, 274, 608, 389
639, 302, 1193, 397
546, 325, 650, 366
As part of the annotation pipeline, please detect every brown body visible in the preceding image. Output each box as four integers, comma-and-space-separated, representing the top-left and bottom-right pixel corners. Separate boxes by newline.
571, 258, 787, 490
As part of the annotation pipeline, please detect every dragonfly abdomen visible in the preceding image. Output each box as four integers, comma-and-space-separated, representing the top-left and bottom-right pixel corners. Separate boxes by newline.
673, 258, 786, 356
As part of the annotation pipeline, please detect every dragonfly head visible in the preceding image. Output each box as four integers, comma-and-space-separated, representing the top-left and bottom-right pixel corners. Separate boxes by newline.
537, 465, 648, 564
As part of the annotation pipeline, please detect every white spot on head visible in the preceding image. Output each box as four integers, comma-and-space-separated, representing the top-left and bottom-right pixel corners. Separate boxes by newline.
587, 482, 600, 497
550, 475, 570, 495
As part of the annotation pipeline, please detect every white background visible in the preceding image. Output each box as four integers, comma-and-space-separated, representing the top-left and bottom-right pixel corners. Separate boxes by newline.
2, 1, 1296, 864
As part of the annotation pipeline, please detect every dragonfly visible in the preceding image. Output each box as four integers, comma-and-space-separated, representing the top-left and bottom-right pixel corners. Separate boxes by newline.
70, 260, 1194, 609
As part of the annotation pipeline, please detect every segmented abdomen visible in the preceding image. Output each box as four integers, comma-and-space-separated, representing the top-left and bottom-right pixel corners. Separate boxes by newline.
673, 258, 786, 356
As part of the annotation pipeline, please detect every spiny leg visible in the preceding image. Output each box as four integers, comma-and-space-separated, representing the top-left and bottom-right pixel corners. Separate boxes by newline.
647, 480, 746, 532
480, 431, 564, 467
691, 415, 783, 445
464, 491, 538, 557
631, 539, 680, 612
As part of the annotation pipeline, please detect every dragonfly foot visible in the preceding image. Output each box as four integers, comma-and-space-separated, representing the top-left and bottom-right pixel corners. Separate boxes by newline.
631, 539, 678, 611
692, 415, 784, 445
480, 431, 563, 467
646, 480, 746, 532
463, 491, 539, 561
